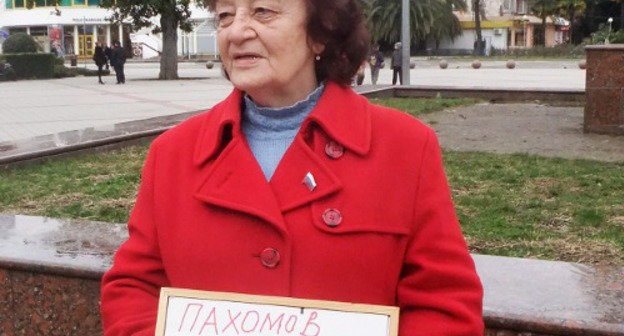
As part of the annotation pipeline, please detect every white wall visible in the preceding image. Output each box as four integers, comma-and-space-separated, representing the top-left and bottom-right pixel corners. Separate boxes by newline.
130, 33, 161, 59
433, 28, 508, 53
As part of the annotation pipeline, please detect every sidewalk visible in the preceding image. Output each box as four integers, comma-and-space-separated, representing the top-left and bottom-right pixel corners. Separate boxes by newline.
0, 60, 586, 156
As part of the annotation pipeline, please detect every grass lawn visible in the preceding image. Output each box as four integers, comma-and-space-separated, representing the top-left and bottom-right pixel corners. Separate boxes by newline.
445, 151, 624, 265
1, 97, 622, 265
369, 97, 481, 117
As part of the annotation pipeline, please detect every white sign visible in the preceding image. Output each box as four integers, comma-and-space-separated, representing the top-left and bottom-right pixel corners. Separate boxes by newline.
156, 288, 399, 336
71, 17, 108, 23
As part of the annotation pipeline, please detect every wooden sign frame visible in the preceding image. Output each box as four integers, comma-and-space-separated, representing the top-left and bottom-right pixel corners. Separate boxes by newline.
155, 287, 399, 336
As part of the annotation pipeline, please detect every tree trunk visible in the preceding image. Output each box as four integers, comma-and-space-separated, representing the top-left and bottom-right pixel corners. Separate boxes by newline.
541, 4, 547, 46
159, 13, 179, 80
474, 0, 484, 55
621, 0, 624, 30
569, 11, 575, 44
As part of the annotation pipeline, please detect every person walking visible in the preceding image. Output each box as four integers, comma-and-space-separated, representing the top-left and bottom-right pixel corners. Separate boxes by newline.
391, 42, 402, 85
93, 41, 107, 84
110, 41, 126, 84
368, 44, 384, 85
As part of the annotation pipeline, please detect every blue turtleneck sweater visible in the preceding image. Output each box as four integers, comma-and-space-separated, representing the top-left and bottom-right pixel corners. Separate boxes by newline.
242, 84, 325, 181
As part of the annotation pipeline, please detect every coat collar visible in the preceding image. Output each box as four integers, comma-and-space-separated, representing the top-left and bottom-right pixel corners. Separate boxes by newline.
193, 81, 372, 166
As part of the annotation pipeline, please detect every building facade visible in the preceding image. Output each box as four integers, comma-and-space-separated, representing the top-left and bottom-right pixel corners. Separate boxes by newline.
430, 0, 568, 54
0, 0, 218, 59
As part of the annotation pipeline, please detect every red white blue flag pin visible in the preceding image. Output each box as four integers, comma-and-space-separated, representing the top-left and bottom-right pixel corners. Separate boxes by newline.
302, 172, 317, 191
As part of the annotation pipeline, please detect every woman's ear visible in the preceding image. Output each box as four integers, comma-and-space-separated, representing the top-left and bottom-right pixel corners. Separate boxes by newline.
310, 41, 325, 56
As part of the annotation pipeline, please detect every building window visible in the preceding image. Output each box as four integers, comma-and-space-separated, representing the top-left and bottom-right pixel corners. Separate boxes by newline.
516, 0, 527, 14
502, 0, 513, 13
63, 26, 75, 55
9, 28, 27, 34
4, 0, 90, 8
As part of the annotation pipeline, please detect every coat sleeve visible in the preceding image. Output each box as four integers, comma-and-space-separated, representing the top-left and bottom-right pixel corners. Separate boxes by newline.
397, 128, 484, 335
101, 143, 168, 336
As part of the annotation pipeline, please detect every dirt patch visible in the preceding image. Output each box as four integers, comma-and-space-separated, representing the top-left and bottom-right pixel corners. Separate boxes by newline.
422, 103, 624, 162
468, 236, 624, 266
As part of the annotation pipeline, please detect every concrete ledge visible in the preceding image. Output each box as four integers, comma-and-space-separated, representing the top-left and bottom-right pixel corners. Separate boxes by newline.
476, 254, 624, 336
0, 87, 586, 170
584, 124, 624, 136
585, 44, 624, 51
0, 111, 202, 169
358, 86, 586, 104
0, 214, 622, 335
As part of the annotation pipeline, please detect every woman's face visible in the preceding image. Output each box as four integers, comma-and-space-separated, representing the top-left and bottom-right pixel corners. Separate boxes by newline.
216, 0, 324, 107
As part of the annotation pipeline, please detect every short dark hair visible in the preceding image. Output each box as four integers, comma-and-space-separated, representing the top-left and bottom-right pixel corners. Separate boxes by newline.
205, 0, 369, 86
305, 0, 369, 85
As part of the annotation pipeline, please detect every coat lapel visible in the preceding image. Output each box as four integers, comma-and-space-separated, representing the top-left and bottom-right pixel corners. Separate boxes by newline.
269, 83, 372, 212
192, 82, 372, 229
193, 90, 287, 234
269, 135, 342, 212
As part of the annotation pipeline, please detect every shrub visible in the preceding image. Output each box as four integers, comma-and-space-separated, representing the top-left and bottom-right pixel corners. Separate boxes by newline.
53, 56, 65, 66
587, 28, 624, 45
2, 33, 40, 53
3, 53, 55, 79
53, 64, 77, 78
75, 67, 110, 76
490, 44, 586, 58
52, 64, 110, 78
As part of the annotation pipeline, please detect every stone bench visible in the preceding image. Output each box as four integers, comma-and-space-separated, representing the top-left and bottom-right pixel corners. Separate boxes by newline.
0, 214, 622, 335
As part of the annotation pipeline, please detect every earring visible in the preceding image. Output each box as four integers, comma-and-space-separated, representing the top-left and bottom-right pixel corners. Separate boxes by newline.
315, 55, 321, 61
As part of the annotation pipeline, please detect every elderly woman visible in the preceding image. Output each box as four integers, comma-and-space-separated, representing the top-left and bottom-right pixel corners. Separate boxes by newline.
100, 0, 484, 335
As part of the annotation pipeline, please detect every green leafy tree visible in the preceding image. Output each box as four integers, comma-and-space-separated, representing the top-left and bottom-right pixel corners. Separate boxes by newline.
98, 0, 197, 79
531, 0, 558, 45
362, 0, 466, 46
431, 0, 466, 48
558, 0, 586, 43
614, 0, 624, 29
24, 0, 194, 79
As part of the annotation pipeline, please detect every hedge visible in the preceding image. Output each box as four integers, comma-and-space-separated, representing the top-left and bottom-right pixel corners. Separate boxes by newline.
2, 33, 39, 53
2, 53, 56, 79
52, 65, 111, 78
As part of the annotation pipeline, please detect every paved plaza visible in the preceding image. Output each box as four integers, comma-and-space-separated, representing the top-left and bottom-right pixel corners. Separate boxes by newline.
0, 59, 586, 144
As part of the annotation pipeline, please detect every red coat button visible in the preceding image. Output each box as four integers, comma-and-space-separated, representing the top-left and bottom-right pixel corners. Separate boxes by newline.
325, 141, 344, 159
260, 248, 280, 268
322, 208, 343, 227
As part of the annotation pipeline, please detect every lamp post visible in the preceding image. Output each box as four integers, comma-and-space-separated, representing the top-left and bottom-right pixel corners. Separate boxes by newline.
522, 14, 529, 48
83, 16, 88, 68
401, 0, 410, 85
607, 17, 613, 45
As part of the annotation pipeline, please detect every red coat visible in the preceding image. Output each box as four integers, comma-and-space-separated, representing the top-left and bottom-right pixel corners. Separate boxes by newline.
101, 82, 484, 335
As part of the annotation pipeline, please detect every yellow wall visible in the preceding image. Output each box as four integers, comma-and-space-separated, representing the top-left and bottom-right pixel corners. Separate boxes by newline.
461, 21, 514, 29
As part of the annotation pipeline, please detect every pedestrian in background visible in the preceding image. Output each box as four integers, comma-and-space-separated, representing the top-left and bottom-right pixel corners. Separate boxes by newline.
356, 61, 366, 85
93, 41, 107, 85
104, 44, 113, 70
368, 44, 384, 85
110, 41, 126, 84
391, 42, 402, 85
